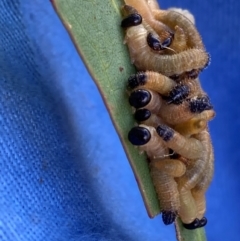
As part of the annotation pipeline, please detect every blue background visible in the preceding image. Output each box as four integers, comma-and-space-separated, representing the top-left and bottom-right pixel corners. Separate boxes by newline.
1, 0, 239, 240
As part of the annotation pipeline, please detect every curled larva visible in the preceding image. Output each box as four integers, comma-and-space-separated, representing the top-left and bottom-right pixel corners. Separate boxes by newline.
122, 17, 209, 76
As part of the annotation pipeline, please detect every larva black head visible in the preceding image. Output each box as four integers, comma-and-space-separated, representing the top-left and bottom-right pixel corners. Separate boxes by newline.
134, 108, 151, 122
162, 211, 177, 225
147, 32, 173, 51
147, 33, 162, 51
198, 217, 207, 228
129, 89, 151, 109
156, 124, 174, 142
166, 85, 190, 105
121, 13, 142, 28
182, 218, 200, 230
189, 96, 213, 113
128, 72, 147, 89
128, 126, 151, 146
161, 32, 174, 48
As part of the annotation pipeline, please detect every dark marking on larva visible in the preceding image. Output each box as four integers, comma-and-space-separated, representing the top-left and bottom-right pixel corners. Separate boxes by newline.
129, 89, 151, 109
189, 96, 213, 113
169, 69, 200, 82
121, 13, 142, 28
166, 85, 190, 105
128, 72, 147, 89
162, 210, 177, 225
134, 108, 151, 122
182, 218, 200, 230
156, 124, 174, 142
203, 53, 211, 69
186, 69, 200, 79
128, 126, 151, 146
169, 73, 181, 82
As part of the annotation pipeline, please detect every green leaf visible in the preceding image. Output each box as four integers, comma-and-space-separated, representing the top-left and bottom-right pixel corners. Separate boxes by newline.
51, 0, 207, 240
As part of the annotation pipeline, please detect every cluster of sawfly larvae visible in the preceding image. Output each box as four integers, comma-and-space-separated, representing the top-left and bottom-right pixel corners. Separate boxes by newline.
121, 0, 215, 230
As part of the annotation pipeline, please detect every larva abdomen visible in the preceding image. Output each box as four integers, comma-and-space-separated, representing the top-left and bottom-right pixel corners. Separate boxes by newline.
139, 48, 209, 77
192, 132, 214, 192
191, 192, 206, 220
177, 130, 211, 191
150, 159, 185, 223
178, 189, 198, 224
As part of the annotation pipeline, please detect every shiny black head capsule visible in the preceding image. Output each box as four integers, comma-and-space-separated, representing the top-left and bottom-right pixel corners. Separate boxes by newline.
134, 108, 151, 122
147, 32, 173, 51
147, 33, 162, 51
129, 89, 151, 109
183, 218, 200, 230
198, 217, 207, 228
128, 126, 151, 146
121, 13, 142, 28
